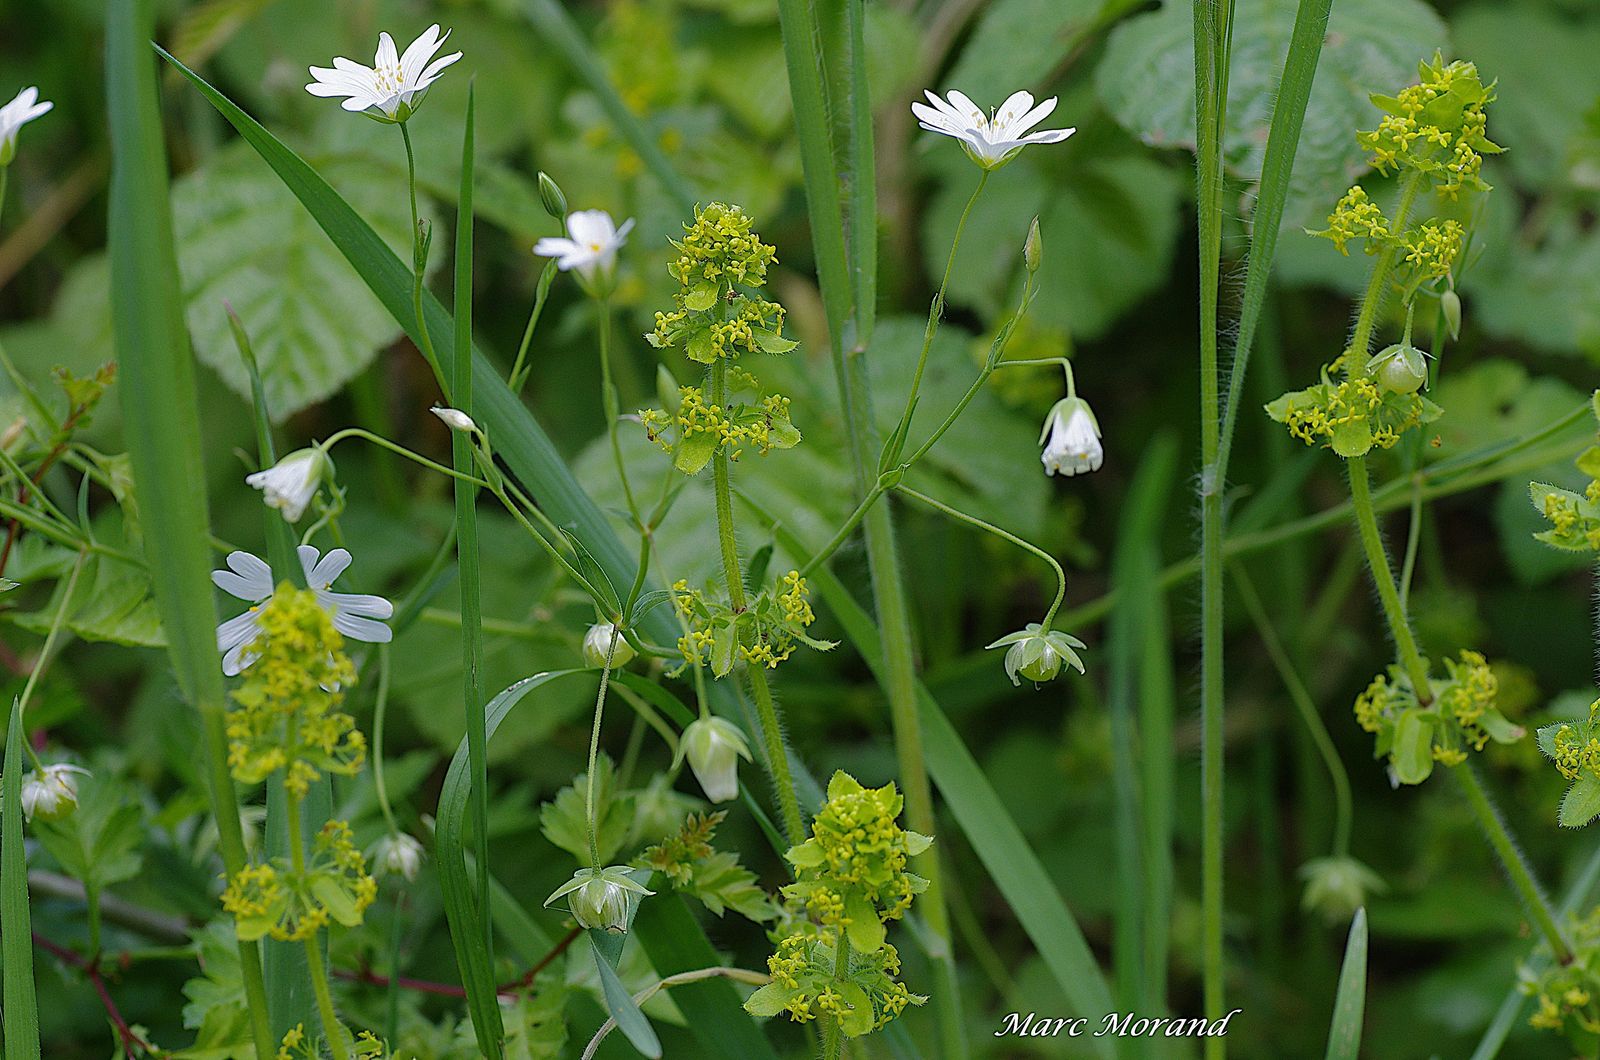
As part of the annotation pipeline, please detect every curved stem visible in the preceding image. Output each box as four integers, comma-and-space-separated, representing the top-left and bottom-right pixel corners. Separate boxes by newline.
596, 298, 642, 526
509, 261, 558, 394
895, 484, 1066, 628
321, 427, 490, 488
16, 549, 88, 770
371, 646, 399, 835
1346, 456, 1432, 701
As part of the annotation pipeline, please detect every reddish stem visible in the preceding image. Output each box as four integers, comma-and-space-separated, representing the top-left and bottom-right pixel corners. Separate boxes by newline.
33, 933, 158, 1056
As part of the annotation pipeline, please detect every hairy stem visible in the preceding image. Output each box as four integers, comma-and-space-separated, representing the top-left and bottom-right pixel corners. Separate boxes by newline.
1346, 456, 1432, 700
1455, 762, 1572, 963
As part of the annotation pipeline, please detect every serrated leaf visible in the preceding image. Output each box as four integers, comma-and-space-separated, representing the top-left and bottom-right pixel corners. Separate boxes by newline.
1097, 0, 1445, 220
539, 756, 635, 864
684, 283, 719, 312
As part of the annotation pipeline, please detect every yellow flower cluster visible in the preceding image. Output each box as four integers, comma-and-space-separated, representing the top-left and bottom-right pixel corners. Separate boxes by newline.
221, 820, 376, 943
226, 586, 364, 798
1402, 219, 1465, 281
1357, 55, 1500, 198
641, 386, 796, 463
1550, 701, 1600, 783
1316, 186, 1391, 255
1271, 375, 1430, 455
277, 1024, 386, 1059
1353, 671, 1406, 735
668, 202, 777, 289
1524, 904, 1600, 1043
1352, 653, 1521, 784
754, 932, 920, 1034
1532, 442, 1600, 552
1438, 649, 1498, 756
778, 570, 814, 628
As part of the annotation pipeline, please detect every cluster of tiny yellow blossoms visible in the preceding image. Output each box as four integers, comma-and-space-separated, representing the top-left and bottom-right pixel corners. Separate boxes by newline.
1525, 905, 1600, 1042
1357, 55, 1500, 199
760, 934, 915, 1031
1273, 374, 1428, 454
650, 296, 786, 362
277, 1024, 385, 1059
779, 571, 814, 627
742, 571, 819, 669
1317, 186, 1391, 255
641, 385, 796, 462
1353, 671, 1407, 735
1402, 219, 1466, 281
1550, 701, 1600, 784
1532, 440, 1600, 552
226, 586, 364, 797
1436, 650, 1499, 760
1353, 653, 1520, 781
222, 820, 376, 943
668, 202, 777, 289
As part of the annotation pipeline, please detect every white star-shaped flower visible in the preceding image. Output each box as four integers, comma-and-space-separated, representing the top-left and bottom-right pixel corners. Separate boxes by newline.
1039, 396, 1103, 477
213, 546, 393, 676
0, 87, 53, 166
245, 447, 330, 524
305, 25, 462, 123
533, 210, 634, 290
911, 90, 1075, 170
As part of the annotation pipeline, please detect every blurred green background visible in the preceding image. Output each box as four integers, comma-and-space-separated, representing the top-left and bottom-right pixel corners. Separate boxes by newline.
2, 0, 1600, 1055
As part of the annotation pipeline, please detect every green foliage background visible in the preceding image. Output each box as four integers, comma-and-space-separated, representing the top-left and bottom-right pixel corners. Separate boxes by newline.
1, 0, 1598, 1056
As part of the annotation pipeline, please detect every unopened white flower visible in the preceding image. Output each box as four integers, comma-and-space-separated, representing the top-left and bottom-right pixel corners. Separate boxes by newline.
1039, 396, 1103, 477
0, 87, 52, 166
305, 25, 462, 123
681, 717, 752, 804
911, 89, 1074, 171
431, 406, 477, 433
213, 546, 393, 676
245, 447, 331, 523
581, 622, 637, 669
20, 763, 88, 823
369, 833, 425, 881
533, 210, 634, 291
986, 623, 1087, 686
544, 866, 653, 934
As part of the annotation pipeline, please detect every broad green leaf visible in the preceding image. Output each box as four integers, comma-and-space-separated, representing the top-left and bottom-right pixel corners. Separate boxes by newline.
946, 0, 1111, 100
9, 554, 164, 647
1392, 710, 1435, 786
1561, 776, 1600, 829
33, 776, 144, 891
1097, 0, 1446, 219
539, 756, 635, 864
1323, 907, 1368, 1060
2, 700, 41, 1060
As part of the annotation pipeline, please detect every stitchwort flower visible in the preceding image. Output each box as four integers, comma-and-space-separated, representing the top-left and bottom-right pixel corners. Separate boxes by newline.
19, 762, 88, 823
533, 209, 635, 294
1039, 395, 1103, 477
0, 87, 52, 166
681, 716, 753, 803
245, 446, 332, 523
986, 622, 1087, 686
213, 546, 393, 677
911, 89, 1075, 170
305, 24, 461, 123
581, 621, 637, 668
544, 866, 654, 934
368, 833, 425, 882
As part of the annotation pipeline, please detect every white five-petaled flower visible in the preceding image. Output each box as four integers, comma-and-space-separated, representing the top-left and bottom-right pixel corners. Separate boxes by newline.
911, 90, 1075, 171
20, 763, 88, 823
0, 87, 52, 166
213, 546, 394, 676
1039, 396, 1103, 477
305, 25, 462, 123
369, 833, 425, 882
533, 210, 635, 291
681, 717, 752, 804
245, 447, 331, 523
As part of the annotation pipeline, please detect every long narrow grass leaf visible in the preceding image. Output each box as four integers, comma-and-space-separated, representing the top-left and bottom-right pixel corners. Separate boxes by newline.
2, 700, 41, 1060
1323, 908, 1368, 1060
590, 935, 662, 1058
109, 13, 274, 1056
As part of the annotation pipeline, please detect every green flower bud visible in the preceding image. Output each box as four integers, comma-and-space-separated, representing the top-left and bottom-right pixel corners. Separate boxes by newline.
582, 622, 637, 669
1023, 216, 1042, 273
544, 866, 653, 934
681, 717, 752, 803
537, 171, 568, 220
1299, 855, 1384, 923
1440, 289, 1462, 340
985, 622, 1087, 686
20, 763, 88, 823
1373, 342, 1427, 395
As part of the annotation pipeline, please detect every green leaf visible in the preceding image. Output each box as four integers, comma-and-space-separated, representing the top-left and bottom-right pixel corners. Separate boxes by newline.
1323, 907, 1368, 1060
33, 777, 143, 891
946, 0, 1109, 100
539, 756, 634, 864
845, 895, 886, 954
742, 983, 799, 1019
1097, 0, 1446, 218
2, 700, 41, 1060
1391, 710, 1435, 786
590, 935, 662, 1058
684, 283, 720, 312
1561, 776, 1600, 829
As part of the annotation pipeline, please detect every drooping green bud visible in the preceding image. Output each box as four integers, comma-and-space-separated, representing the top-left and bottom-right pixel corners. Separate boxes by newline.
537, 171, 568, 220
1023, 216, 1042, 273
1440, 289, 1462, 340
1373, 342, 1428, 395
544, 866, 653, 934
985, 622, 1088, 686
582, 622, 637, 669
1299, 855, 1384, 923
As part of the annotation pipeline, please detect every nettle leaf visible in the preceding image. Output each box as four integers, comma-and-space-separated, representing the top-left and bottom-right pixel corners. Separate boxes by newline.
1096, 0, 1446, 222
539, 756, 635, 864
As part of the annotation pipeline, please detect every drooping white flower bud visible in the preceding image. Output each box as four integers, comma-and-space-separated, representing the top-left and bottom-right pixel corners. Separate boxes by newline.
245, 447, 332, 523
1440, 289, 1462, 341
0, 88, 52, 167
368, 833, 425, 881
582, 622, 637, 669
544, 866, 653, 934
1299, 855, 1385, 923
1039, 396, 1103, 477
1372, 341, 1428, 395
985, 623, 1087, 687
430, 406, 478, 433
682, 717, 753, 803
20, 763, 89, 823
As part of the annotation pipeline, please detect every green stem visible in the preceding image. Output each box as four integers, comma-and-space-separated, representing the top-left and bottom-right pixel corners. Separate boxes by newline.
1346, 456, 1432, 700
709, 361, 804, 843
1455, 762, 1572, 963
1346, 170, 1427, 375
895, 485, 1066, 629
321, 427, 490, 488
399, 122, 440, 383
584, 627, 622, 869
597, 297, 642, 525
285, 793, 350, 1060
509, 261, 558, 395
15, 550, 87, 754
821, 931, 852, 1060
372, 646, 399, 835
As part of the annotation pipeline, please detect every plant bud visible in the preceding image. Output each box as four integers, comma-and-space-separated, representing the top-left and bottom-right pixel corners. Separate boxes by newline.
1440, 289, 1462, 341
1023, 216, 1042, 273
1374, 342, 1427, 395
20, 764, 89, 823
545, 866, 653, 934
682, 717, 753, 803
368, 833, 425, 881
430, 406, 477, 433
582, 622, 637, 668
538, 172, 568, 220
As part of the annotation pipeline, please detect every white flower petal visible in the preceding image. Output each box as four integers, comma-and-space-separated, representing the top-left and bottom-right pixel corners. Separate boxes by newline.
331, 612, 394, 644
374, 32, 400, 72
323, 590, 394, 619
306, 547, 354, 589
217, 551, 274, 600
399, 25, 444, 83
217, 610, 261, 653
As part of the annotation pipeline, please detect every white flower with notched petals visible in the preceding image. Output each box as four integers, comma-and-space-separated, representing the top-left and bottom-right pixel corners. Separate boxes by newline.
681, 717, 752, 804
1039, 396, 1103, 477
305, 25, 461, 123
911, 90, 1075, 171
369, 833, 425, 881
0, 87, 52, 166
245, 447, 331, 523
20, 763, 88, 822
533, 210, 634, 290
213, 546, 393, 676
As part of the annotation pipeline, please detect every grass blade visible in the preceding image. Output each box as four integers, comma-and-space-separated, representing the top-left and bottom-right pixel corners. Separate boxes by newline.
520, 0, 694, 211
2, 699, 41, 1060
590, 934, 662, 1058
107, 9, 273, 1055
1323, 907, 1368, 1060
